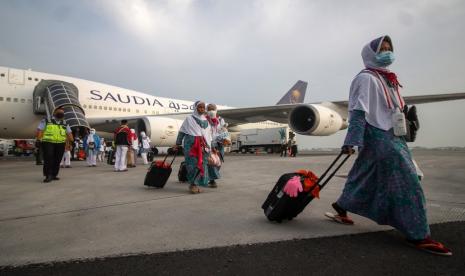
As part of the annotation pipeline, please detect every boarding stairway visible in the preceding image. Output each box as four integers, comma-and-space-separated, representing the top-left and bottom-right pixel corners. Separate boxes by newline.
33, 80, 90, 130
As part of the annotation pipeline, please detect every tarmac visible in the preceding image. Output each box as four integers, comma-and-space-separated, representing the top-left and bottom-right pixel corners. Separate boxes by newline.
0, 149, 464, 274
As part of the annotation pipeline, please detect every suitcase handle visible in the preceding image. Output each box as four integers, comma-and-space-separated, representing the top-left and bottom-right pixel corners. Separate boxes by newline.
312, 151, 351, 191
161, 149, 178, 166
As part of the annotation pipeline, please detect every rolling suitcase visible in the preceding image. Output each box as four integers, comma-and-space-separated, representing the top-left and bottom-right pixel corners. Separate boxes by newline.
262, 151, 350, 222
144, 152, 177, 188
178, 161, 188, 182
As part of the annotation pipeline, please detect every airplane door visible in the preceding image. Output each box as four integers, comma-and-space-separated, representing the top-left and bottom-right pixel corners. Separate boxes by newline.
8, 69, 25, 85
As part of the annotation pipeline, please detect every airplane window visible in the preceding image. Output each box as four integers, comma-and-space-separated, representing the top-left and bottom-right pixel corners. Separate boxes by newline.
156, 111, 159, 115
0, 73, 4, 77
99, 106, 102, 110
94, 105, 97, 109
0, 97, 3, 101
136, 109, 139, 113
34, 78, 39, 81
6, 97, 11, 102
152, 111, 156, 114
83, 104, 87, 108
144, 110, 147, 114
13, 98, 18, 102
109, 107, 112, 111
89, 105, 92, 109
27, 99, 32, 103
123, 108, 126, 112
128, 108, 130, 112
20, 99, 25, 103
118, 108, 122, 111
28, 77, 32, 81
104, 106, 107, 110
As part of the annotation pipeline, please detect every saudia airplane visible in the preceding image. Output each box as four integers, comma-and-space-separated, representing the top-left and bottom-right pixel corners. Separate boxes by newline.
1, 65, 465, 150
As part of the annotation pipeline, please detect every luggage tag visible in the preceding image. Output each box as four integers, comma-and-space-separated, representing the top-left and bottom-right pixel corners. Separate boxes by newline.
392, 108, 407, 136
388, 84, 407, 137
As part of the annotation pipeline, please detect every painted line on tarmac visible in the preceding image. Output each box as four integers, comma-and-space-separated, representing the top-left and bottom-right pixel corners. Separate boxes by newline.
0, 193, 191, 223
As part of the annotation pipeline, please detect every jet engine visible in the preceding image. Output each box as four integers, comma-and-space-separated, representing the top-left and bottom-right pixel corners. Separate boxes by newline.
137, 117, 183, 146
288, 104, 345, 136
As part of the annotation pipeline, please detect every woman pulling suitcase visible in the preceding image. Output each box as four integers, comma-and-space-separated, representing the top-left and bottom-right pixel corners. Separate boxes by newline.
173, 101, 210, 194
326, 35, 451, 256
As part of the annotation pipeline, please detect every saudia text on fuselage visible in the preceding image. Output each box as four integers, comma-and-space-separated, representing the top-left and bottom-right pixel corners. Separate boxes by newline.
89, 90, 194, 112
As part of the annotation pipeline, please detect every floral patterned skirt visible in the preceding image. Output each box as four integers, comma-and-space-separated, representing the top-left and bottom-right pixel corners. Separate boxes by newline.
183, 134, 209, 186
337, 124, 430, 240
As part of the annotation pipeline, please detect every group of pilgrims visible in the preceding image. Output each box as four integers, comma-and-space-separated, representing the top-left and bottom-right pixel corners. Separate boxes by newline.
174, 101, 229, 194
37, 34, 452, 257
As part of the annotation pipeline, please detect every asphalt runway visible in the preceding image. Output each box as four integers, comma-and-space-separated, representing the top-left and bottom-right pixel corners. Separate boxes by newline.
1, 221, 464, 275
0, 149, 464, 274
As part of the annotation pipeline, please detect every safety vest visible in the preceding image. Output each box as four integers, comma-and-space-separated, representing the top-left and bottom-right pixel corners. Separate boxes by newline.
42, 120, 67, 143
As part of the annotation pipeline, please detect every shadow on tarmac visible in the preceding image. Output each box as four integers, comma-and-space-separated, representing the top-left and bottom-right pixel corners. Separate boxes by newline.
1, 221, 464, 276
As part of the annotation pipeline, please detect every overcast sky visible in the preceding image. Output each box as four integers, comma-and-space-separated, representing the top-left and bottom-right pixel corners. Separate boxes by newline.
1, 0, 464, 148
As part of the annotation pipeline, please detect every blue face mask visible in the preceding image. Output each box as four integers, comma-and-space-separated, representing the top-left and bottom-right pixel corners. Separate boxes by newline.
375, 51, 395, 67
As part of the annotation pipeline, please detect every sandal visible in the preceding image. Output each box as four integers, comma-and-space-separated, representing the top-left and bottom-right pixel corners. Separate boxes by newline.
408, 238, 452, 256
208, 180, 218, 188
189, 185, 202, 194
324, 212, 354, 225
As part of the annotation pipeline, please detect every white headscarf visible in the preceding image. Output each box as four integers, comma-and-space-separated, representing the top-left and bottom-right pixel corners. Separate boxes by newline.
361, 35, 392, 71
140, 131, 151, 149
179, 101, 208, 137
130, 128, 139, 150
349, 35, 402, 131
88, 128, 95, 143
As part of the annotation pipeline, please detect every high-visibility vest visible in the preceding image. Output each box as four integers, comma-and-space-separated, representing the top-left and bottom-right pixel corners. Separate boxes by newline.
42, 120, 67, 143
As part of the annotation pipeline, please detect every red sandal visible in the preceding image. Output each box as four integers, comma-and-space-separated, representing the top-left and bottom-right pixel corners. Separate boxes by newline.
408, 238, 452, 256
324, 212, 354, 225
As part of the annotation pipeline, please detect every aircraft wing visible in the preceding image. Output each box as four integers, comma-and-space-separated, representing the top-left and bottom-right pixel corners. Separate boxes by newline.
218, 92, 465, 126
402, 92, 465, 105
217, 104, 297, 125
87, 92, 465, 132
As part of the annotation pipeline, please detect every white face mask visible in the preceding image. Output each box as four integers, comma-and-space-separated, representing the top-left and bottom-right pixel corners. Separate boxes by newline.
208, 110, 217, 117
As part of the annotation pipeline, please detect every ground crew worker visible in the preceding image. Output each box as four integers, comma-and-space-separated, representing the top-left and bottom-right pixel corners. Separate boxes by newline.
36, 108, 73, 183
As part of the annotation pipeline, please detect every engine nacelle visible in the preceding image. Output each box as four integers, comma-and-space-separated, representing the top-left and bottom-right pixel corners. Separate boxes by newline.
138, 117, 183, 147
289, 104, 344, 136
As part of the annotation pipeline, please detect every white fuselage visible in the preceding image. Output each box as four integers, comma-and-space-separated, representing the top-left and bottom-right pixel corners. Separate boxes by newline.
0, 66, 283, 141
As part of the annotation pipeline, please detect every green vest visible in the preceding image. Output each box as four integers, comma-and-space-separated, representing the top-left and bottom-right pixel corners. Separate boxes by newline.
42, 120, 67, 143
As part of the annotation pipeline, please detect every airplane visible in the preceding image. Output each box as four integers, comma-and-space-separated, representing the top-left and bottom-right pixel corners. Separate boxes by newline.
1, 65, 465, 151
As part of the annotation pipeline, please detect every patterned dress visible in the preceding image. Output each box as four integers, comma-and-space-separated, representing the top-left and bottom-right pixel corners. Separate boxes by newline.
208, 142, 224, 181
337, 110, 430, 240
176, 117, 210, 187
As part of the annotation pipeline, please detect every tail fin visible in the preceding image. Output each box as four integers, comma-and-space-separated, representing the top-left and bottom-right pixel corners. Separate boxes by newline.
276, 80, 307, 105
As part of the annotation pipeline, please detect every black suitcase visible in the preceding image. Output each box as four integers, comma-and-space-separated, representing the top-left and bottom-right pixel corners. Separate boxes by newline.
178, 161, 188, 182
262, 151, 350, 222
107, 149, 115, 165
144, 152, 177, 188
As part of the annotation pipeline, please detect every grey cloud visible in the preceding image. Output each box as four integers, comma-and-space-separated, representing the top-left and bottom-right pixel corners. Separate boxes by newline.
1, 0, 464, 148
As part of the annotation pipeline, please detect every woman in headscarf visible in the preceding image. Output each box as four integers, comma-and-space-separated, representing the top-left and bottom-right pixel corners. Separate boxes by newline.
83, 128, 101, 167
97, 138, 105, 162
205, 103, 227, 188
128, 128, 139, 167
326, 35, 452, 256
139, 131, 151, 165
174, 101, 210, 193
